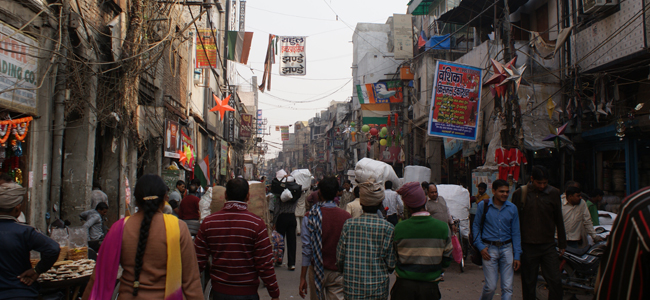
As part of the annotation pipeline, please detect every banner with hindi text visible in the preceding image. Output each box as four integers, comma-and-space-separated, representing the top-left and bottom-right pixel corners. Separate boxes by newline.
279, 36, 306, 76
428, 61, 482, 141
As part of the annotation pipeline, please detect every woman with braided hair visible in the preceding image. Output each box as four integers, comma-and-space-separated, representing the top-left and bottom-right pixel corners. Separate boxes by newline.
82, 174, 203, 300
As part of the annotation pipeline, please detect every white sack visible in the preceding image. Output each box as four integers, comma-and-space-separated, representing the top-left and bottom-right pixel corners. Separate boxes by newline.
404, 166, 431, 184
276, 169, 287, 181
437, 184, 471, 237
199, 187, 213, 221
280, 188, 293, 202
291, 169, 312, 191
354, 158, 401, 189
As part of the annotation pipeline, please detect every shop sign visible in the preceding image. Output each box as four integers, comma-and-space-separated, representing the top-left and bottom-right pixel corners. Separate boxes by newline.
280, 126, 289, 141
240, 113, 252, 138
180, 131, 194, 171
256, 109, 263, 134
164, 119, 180, 158
196, 29, 218, 69
0, 21, 39, 115
333, 137, 344, 150
220, 140, 228, 175
279, 36, 306, 76
428, 61, 482, 141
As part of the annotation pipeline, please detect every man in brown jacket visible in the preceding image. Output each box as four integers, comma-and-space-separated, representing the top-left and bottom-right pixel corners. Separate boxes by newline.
512, 165, 566, 300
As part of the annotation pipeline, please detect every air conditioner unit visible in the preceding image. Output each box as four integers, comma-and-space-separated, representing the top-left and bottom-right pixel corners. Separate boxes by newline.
582, 0, 617, 14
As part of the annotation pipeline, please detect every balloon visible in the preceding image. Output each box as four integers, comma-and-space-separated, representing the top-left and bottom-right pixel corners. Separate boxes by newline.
380, 139, 387, 146
380, 127, 388, 135
361, 125, 370, 132
350, 122, 356, 127
370, 127, 378, 136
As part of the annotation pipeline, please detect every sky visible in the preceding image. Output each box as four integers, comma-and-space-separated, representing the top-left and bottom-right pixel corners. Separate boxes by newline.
233, 0, 409, 158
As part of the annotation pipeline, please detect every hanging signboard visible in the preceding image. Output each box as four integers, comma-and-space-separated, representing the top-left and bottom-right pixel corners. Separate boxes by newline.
428, 61, 482, 141
240, 113, 252, 138
196, 29, 218, 69
164, 120, 180, 158
279, 36, 306, 76
0, 21, 39, 115
356, 80, 403, 104
220, 140, 228, 175
256, 109, 263, 134
239, 0, 246, 31
280, 126, 289, 141
392, 14, 413, 60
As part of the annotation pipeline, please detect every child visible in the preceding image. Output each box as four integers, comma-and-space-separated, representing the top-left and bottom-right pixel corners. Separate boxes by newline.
272, 226, 284, 266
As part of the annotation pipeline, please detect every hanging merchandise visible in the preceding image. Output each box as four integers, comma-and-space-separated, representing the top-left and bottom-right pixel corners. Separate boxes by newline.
0, 117, 32, 145
361, 125, 370, 132
508, 148, 527, 182
495, 147, 511, 180
12, 140, 22, 157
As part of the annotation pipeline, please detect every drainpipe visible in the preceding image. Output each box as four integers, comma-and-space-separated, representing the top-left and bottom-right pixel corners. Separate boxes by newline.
50, 2, 69, 220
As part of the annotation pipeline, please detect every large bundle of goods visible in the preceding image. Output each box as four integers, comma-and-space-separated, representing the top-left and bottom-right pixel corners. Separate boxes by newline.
403, 166, 431, 184
437, 184, 471, 238
354, 158, 401, 189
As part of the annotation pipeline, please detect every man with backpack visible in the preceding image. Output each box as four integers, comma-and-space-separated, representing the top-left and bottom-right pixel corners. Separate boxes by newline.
472, 179, 521, 300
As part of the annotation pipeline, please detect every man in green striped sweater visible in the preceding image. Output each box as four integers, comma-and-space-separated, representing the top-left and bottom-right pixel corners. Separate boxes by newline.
391, 182, 453, 300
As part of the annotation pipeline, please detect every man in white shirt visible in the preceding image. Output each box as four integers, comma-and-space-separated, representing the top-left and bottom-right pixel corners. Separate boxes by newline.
382, 181, 403, 226
561, 186, 601, 248
345, 186, 362, 218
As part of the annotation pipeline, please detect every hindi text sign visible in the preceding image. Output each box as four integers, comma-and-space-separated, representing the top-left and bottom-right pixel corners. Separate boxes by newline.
279, 36, 306, 76
428, 61, 482, 141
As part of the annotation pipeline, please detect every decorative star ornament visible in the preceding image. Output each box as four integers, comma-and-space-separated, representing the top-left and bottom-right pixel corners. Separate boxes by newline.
484, 58, 516, 97
499, 64, 528, 93
605, 100, 613, 115
177, 150, 187, 164
546, 99, 556, 119
210, 94, 235, 120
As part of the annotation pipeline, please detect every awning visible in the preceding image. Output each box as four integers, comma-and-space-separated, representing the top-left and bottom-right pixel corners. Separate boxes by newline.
438, 0, 530, 27
408, 0, 434, 15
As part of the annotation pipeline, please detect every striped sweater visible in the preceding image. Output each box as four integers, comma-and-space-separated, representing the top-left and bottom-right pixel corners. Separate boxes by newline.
394, 214, 453, 282
195, 201, 280, 298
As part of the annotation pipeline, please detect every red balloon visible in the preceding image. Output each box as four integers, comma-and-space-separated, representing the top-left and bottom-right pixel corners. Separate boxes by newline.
370, 127, 379, 136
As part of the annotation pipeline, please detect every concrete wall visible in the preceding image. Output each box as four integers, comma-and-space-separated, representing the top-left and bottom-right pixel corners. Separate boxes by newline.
574, 0, 646, 71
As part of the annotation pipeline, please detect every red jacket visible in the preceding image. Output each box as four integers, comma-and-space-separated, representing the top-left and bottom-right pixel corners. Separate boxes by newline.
195, 201, 279, 298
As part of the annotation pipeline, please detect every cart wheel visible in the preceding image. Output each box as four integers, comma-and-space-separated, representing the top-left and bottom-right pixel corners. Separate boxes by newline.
460, 256, 465, 273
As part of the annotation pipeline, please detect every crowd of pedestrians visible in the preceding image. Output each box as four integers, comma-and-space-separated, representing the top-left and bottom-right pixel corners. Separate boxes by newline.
0, 164, 648, 300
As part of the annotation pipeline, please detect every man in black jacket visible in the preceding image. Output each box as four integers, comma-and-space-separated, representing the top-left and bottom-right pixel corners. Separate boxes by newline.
0, 182, 60, 299
512, 165, 566, 300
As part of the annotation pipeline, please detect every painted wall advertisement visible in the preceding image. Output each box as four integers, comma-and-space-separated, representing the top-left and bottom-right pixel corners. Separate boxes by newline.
220, 140, 228, 176
428, 61, 482, 141
196, 29, 218, 69
164, 120, 180, 158
0, 21, 39, 115
240, 113, 252, 138
280, 126, 289, 141
279, 36, 306, 76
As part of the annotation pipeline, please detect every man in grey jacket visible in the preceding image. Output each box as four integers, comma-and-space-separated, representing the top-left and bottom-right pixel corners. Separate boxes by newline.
80, 202, 108, 242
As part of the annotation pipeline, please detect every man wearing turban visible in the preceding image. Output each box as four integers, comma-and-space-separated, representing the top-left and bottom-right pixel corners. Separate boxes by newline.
0, 182, 60, 299
391, 182, 453, 300
336, 181, 396, 300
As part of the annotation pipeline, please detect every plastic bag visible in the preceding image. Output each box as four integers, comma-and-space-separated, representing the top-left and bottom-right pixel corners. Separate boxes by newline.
50, 228, 69, 262
199, 187, 213, 221
280, 188, 293, 202
67, 227, 88, 260
451, 235, 463, 264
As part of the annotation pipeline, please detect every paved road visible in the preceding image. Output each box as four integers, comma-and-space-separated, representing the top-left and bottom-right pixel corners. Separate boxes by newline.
257, 238, 521, 300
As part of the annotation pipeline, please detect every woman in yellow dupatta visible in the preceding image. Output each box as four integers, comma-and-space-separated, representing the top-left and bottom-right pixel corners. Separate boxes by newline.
82, 174, 203, 300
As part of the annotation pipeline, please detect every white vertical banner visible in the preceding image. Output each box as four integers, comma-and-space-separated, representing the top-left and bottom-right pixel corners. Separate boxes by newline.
239, 0, 246, 32
279, 36, 306, 76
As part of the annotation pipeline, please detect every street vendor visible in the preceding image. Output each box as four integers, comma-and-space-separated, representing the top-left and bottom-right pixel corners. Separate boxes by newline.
0, 182, 60, 299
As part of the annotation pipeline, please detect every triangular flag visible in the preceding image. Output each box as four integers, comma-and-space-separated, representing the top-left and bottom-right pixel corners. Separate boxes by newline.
418, 29, 427, 48
210, 94, 235, 120
546, 99, 556, 119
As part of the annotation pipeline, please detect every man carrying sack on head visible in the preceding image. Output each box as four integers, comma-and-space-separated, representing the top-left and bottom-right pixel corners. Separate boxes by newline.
0, 182, 60, 300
